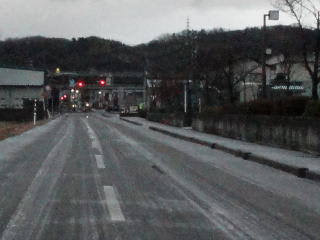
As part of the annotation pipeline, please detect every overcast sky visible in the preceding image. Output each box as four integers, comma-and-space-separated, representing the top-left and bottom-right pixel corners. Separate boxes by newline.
0, 0, 298, 45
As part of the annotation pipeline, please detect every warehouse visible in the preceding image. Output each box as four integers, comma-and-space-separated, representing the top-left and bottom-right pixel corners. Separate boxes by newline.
0, 67, 45, 109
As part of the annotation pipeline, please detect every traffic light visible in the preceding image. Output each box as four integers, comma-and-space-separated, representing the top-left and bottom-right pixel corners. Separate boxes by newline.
76, 80, 85, 88
99, 79, 106, 86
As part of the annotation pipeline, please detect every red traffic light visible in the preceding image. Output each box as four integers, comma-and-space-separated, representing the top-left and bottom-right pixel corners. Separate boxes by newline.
99, 79, 106, 86
77, 80, 85, 88
63, 94, 67, 99
60, 96, 64, 101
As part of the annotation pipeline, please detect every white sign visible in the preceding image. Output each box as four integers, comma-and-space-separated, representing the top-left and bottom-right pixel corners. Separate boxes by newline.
69, 79, 75, 87
129, 105, 138, 113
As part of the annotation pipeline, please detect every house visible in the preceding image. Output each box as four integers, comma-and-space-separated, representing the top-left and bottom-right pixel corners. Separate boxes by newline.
0, 67, 45, 109
110, 72, 145, 109
268, 55, 316, 98
239, 55, 320, 102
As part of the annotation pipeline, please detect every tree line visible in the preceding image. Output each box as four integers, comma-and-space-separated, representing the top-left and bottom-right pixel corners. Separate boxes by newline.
0, 24, 318, 105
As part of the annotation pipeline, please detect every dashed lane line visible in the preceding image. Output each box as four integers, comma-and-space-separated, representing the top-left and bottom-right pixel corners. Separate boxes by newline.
83, 119, 125, 222
95, 155, 106, 169
103, 186, 125, 222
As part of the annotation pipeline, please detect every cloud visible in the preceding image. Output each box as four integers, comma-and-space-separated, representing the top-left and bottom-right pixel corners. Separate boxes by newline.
0, 0, 291, 45
46, 0, 270, 10
191, 0, 269, 9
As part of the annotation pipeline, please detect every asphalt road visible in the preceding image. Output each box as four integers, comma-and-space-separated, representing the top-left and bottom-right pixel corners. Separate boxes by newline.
0, 112, 320, 240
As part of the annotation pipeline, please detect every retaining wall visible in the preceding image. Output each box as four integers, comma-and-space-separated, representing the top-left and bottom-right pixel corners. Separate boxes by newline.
192, 115, 320, 154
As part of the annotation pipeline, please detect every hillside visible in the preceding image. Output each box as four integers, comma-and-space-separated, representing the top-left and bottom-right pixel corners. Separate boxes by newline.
0, 25, 314, 74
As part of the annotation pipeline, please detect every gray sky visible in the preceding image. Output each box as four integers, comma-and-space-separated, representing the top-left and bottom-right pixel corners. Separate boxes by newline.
0, 0, 297, 45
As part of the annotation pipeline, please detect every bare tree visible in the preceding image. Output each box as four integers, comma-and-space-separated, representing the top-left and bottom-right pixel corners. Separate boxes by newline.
233, 60, 260, 102
274, 0, 320, 99
279, 55, 295, 95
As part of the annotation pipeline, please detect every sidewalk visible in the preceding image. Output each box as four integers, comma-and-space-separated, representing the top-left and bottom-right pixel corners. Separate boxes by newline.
120, 116, 320, 182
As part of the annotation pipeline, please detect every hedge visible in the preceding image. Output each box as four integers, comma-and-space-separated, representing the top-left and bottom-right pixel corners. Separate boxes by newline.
199, 96, 319, 119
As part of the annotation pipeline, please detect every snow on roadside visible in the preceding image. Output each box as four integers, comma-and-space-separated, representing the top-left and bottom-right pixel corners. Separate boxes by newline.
124, 117, 320, 173
101, 114, 320, 214
0, 117, 61, 162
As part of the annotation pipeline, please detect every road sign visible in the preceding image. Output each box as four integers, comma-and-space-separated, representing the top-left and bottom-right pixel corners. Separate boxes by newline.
69, 79, 75, 87
269, 10, 279, 20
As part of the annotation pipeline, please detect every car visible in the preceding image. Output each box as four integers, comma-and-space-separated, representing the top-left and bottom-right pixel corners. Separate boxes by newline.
82, 102, 91, 112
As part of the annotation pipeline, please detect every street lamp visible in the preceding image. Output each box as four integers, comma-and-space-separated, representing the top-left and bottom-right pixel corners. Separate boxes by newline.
262, 10, 279, 98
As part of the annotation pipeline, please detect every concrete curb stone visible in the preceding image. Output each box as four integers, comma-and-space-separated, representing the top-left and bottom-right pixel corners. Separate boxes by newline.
120, 117, 143, 126
118, 117, 320, 183
148, 126, 320, 183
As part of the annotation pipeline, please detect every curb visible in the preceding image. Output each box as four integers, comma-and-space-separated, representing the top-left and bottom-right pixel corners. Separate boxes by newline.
120, 117, 143, 126
148, 126, 320, 183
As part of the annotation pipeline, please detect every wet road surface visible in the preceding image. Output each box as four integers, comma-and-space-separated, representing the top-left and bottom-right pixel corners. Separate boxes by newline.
0, 112, 319, 240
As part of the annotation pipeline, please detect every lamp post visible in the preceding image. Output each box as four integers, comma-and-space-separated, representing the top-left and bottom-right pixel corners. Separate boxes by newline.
262, 10, 279, 98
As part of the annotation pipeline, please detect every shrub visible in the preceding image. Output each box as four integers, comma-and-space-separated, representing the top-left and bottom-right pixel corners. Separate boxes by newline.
200, 96, 312, 117
303, 101, 320, 118
0, 100, 46, 122
245, 99, 274, 115
273, 96, 310, 116
138, 109, 147, 118
202, 106, 224, 115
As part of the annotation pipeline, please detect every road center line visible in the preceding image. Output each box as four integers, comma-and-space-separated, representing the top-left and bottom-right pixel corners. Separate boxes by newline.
103, 186, 125, 222
82, 119, 103, 154
95, 155, 106, 169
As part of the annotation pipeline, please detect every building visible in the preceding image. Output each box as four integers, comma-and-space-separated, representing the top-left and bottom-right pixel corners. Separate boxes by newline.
0, 67, 45, 109
239, 56, 320, 102
48, 71, 145, 111
106, 72, 144, 110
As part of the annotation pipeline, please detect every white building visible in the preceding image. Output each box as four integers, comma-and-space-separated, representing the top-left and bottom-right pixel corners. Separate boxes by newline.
0, 67, 45, 109
239, 56, 320, 102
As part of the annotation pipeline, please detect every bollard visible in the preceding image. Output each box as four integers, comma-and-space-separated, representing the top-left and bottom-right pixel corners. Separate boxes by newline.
242, 152, 252, 160
33, 99, 37, 126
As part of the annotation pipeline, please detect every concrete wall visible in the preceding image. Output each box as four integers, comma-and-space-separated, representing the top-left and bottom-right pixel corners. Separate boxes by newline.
192, 115, 320, 154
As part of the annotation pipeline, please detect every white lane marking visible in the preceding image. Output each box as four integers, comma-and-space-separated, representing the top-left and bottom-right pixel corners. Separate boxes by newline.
103, 186, 125, 222
95, 155, 106, 169
1, 123, 74, 240
82, 119, 103, 154
92, 140, 100, 150
107, 127, 248, 239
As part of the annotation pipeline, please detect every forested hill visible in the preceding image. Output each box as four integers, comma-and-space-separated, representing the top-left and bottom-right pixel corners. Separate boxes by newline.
0, 25, 315, 73
0, 36, 145, 72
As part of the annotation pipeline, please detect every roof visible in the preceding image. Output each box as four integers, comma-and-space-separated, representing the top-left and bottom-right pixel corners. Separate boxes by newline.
0, 68, 44, 86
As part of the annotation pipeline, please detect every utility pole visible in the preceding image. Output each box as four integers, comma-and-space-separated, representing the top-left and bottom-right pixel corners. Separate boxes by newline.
314, 11, 320, 100
185, 16, 193, 125
261, 10, 279, 99
262, 13, 268, 99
